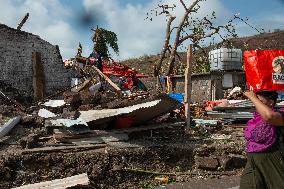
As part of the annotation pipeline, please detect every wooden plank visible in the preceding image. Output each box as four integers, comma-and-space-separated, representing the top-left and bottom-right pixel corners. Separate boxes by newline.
32, 52, 46, 100
21, 144, 107, 154
0, 116, 21, 138
53, 129, 110, 141
92, 66, 122, 93
13, 173, 89, 189
17, 13, 29, 30
112, 122, 182, 134
55, 133, 128, 145
72, 79, 94, 93
184, 44, 193, 130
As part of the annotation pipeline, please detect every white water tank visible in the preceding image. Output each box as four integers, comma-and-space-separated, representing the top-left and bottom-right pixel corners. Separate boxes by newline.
209, 48, 243, 71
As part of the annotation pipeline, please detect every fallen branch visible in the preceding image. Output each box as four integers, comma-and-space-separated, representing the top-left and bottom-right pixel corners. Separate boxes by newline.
21, 144, 107, 154
0, 90, 26, 111
123, 168, 237, 177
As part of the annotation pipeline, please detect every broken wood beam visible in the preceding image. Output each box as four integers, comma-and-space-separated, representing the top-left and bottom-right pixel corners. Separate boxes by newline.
0, 90, 25, 111
75, 56, 88, 64
16, 13, 29, 30
32, 52, 46, 101
12, 173, 89, 189
21, 144, 107, 154
92, 66, 122, 93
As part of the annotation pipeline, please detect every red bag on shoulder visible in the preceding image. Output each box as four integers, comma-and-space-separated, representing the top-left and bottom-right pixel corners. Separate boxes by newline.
244, 50, 284, 92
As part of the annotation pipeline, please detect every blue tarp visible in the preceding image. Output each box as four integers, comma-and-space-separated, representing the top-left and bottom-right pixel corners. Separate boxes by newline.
168, 93, 184, 103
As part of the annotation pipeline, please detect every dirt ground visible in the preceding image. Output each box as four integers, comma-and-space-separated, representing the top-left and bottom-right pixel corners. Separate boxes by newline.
0, 121, 246, 189
156, 176, 240, 189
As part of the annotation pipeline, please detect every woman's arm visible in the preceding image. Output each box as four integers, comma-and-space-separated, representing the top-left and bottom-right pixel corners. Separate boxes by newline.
244, 91, 284, 126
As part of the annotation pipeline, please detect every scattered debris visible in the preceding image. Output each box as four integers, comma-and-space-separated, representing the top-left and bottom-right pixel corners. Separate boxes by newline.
0, 116, 21, 138
43, 100, 66, 108
38, 109, 56, 118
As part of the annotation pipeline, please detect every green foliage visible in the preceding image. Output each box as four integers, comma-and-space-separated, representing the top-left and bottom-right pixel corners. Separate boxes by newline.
92, 27, 119, 57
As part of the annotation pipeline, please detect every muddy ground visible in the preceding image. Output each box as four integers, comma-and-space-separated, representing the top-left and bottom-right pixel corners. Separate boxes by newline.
0, 121, 246, 189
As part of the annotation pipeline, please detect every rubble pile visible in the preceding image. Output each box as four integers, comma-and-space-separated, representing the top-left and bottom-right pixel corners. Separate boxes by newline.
0, 67, 249, 189
0, 50, 248, 188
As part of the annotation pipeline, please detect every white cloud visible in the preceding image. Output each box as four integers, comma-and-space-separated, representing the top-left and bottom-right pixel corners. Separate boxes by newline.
0, 0, 78, 59
0, 0, 282, 61
82, 0, 233, 60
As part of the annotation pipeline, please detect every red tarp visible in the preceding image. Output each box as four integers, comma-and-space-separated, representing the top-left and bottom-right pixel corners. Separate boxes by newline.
102, 62, 147, 78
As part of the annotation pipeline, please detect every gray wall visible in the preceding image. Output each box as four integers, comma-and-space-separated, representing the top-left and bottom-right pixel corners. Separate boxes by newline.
171, 72, 246, 103
191, 75, 212, 103
0, 24, 71, 97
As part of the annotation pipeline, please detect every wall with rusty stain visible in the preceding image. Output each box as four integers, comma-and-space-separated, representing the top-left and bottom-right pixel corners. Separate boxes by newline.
0, 24, 71, 98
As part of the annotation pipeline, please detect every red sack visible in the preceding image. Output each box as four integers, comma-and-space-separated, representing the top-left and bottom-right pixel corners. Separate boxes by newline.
244, 50, 284, 92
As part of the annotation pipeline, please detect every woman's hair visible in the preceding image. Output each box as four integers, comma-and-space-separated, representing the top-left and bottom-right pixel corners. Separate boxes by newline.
256, 91, 278, 103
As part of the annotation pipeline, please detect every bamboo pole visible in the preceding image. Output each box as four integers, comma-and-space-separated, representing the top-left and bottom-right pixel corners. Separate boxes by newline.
184, 44, 193, 130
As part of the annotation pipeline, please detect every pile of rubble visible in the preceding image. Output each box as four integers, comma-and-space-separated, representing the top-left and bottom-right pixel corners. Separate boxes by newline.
0, 56, 249, 188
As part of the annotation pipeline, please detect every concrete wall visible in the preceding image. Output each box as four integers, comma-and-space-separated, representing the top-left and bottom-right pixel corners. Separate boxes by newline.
191, 74, 212, 103
170, 72, 246, 103
140, 77, 157, 91
0, 24, 71, 98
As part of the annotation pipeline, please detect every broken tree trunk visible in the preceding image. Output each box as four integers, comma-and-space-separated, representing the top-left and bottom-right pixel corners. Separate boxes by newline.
165, 0, 201, 75
155, 15, 176, 77
32, 52, 46, 101
184, 44, 193, 130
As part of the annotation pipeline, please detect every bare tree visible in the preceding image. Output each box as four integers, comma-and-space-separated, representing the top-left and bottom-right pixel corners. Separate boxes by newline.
148, 0, 250, 76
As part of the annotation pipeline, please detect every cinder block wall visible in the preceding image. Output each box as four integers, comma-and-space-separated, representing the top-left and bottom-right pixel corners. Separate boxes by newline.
0, 24, 71, 97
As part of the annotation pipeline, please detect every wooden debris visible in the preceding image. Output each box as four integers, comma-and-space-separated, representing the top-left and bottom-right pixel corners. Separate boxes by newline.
21, 144, 107, 154
53, 129, 110, 141
32, 52, 46, 101
17, 13, 29, 30
184, 44, 193, 130
12, 173, 89, 189
54, 132, 128, 145
0, 89, 25, 111
72, 79, 93, 93
92, 66, 122, 93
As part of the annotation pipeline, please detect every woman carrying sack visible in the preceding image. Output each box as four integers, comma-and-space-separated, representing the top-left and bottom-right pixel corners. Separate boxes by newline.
240, 91, 284, 189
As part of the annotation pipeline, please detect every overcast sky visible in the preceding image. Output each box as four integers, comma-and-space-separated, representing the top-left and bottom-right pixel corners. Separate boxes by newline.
0, 0, 283, 60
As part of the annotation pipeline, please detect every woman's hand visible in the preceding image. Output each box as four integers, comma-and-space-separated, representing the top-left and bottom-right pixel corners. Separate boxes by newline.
244, 91, 284, 126
244, 91, 257, 99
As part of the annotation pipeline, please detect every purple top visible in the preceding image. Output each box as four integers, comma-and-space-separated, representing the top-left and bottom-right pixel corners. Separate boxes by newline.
244, 111, 277, 153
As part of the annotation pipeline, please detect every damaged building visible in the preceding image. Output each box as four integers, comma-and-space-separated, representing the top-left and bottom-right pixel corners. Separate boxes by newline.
0, 24, 71, 100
